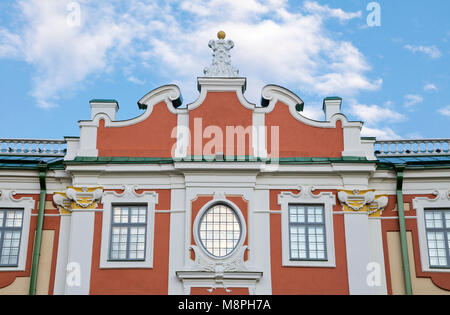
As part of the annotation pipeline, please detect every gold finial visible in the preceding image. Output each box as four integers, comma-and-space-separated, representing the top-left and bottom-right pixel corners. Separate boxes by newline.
217, 31, 226, 40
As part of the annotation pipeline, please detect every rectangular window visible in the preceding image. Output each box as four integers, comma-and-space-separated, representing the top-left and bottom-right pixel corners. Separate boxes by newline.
288, 205, 327, 261
425, 209, 450, 268
0, 209, 24, 267
109, 205, 147, 261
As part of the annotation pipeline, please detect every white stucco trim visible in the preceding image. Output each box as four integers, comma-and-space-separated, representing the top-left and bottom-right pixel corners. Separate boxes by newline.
79, 85, 184, 129
277, 187, 336, 267
99, 186, 158, 269
260, 85, 362, 129
0, 190, 35, 272
187, 77, 256, 111
176, 271, 263, 295
413, 189, 450, 273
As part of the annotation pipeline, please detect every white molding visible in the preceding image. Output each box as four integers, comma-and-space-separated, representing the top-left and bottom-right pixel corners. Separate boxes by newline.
187, 77, 256, 112
79, 85, 183, 129
277, 186, 336, 267
260, 85, 362, 128
99, 186, 158, 269
176, 271, 262, 295
0, 190, 35, 272
76, 85, 183, 158
413, 189, 450, 273
260, 85, 368, 158
90, 101, 118, 121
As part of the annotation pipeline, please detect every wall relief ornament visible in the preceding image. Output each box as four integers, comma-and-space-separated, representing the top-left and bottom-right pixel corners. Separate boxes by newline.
53, 186, 103, 214
204, 31, 239, 77
338, 189, 388, 217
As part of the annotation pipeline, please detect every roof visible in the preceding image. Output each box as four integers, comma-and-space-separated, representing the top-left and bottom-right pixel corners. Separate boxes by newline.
0, 155, 64, 170
377, 155, 450, 169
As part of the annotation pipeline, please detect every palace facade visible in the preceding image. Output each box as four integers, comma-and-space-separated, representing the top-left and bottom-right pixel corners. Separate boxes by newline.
0, 33, 450, 295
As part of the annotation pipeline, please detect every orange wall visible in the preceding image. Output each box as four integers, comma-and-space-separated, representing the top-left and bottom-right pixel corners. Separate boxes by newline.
189, 92, 253, 157
269, 190, 349, 295
97, 102, 178, 158
266, 102, 344, 158
89, 189, 171, 295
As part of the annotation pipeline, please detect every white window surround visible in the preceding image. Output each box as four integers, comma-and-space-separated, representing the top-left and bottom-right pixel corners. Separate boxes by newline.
0, 190, 34, 272
278, 187, 336, 267
413, 189, 450, 273
192, 195, 247, 262
100, 186, 158, 269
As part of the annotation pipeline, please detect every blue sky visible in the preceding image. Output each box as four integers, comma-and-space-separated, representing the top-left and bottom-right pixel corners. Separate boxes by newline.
0, 0, 449, 140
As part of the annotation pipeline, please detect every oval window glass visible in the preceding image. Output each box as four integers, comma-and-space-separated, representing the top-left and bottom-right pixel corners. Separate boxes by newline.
198, 204, 242, 258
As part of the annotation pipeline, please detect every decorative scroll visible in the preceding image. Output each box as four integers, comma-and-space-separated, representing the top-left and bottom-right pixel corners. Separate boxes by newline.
338, 189, 388, 217
53, 186, 103, 214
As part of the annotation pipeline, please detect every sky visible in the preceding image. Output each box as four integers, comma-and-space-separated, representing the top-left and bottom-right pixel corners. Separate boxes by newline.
0, 0, 449, 140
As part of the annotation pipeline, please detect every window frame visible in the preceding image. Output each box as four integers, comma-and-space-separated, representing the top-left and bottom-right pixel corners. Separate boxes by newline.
0, 209, 24, 267
423, 209, 450, 269
100, 188, 158, 269
197, 203, 243, 259
414, 191, 450, 273
288, 204, 328, 262
108, 204, 148, 262
278, 189, 336, 268
0, 191, 34, 272
193, 199, 247, 261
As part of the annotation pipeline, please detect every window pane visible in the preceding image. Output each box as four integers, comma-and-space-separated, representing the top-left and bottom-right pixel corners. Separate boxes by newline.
198, 204, 241, 258
288, 205, 326, 261
425, 210, 450, 268
109, 206, 147, 261
425, 211, 444, 228
427, 231, 448, 267
1, 230, 22, 267
289, 206, 305, 223
0, 210, 23, 267
445, 212, 450, 228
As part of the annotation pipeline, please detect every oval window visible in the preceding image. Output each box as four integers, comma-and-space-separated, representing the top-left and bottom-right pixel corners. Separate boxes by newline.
198, 204, 242, 258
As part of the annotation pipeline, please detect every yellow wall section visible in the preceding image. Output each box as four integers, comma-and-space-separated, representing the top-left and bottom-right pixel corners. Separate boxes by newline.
0, 277, 30, 295
36, 230, 54, 295
387, 231, 450, 295
0, 230, 54, 295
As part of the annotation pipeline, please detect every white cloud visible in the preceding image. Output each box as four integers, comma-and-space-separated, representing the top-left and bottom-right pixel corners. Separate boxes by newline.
438, 106, 450, 117
303, 1, 362, 23
350, 102, 405, 126
0, 0, 381, 108
0, 29, 22, 58
404, 94, 424, 108
404, 44, 442, 59
0, 0, 138, 108
424, 83, 438, 92
302, 104, 324, 121
127, 76, 146, 85
361, 126, 401, 140
349, 100, 404, 139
